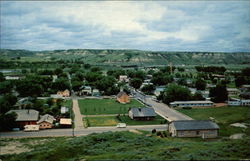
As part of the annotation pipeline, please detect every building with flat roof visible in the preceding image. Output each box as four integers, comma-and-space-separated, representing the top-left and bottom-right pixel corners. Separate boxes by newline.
170, 101, 214, 108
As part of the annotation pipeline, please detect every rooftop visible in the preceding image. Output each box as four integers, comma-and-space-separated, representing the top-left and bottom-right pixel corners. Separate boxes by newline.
170, 101, 214, 104
171, 120, 219, 131
7, 109, 39, 121
130, 107, 156, 117
37, 114, 55, 124
117, 91, 128, 98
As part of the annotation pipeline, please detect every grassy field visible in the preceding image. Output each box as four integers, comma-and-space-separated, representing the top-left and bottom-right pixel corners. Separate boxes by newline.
62, 99, 72, 108
78, 99, 144, 115
84, 115, 167, 127
177, 106, 250, 136
1, 131, 250, 160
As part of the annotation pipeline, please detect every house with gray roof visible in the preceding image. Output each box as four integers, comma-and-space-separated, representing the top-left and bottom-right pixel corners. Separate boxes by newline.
168, 120, 219, 138
7, 109, 39, 129
128, 107, 156, 120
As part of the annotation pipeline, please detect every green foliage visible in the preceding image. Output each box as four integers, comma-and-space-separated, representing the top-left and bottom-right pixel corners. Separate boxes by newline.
129, 78, 143, 89
0, 112, 17, 131
151, 72, 173, 86
141, 84, 156, 95
0, 81, 13, 94
2, 131, 250, 160
195, 79, 206, 90
0, 94, 18, 114
159, 83, 192, 104
0, 72, 5, 82
209, 84, 228, 102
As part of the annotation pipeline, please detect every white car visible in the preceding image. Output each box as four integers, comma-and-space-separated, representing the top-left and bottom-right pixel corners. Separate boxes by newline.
116, 123, 126, 128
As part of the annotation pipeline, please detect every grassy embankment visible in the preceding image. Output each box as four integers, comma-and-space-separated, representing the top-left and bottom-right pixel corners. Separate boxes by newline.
177, 106, 250, 136
1, 131, 250, 160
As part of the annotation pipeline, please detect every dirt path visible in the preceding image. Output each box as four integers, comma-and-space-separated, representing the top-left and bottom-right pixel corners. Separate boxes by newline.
72, 99, 84, 129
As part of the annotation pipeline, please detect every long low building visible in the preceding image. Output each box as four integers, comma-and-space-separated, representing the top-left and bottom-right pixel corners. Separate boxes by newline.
170, 101, 214, 108
168, 120, 219, 138
228, 99, 250, 106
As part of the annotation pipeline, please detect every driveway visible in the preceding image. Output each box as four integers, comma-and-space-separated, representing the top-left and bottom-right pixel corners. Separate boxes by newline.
72, 99, 84, 129
133, 90, 193, 121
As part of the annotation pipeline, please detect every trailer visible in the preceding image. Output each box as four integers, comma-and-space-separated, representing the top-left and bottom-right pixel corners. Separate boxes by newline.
24, 125, 40, 132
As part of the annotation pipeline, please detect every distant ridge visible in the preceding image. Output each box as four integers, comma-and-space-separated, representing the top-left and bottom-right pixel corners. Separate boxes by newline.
1, 49, 250, 66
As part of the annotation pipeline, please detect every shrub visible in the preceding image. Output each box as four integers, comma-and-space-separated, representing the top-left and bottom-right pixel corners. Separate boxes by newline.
182, 106, 192, 109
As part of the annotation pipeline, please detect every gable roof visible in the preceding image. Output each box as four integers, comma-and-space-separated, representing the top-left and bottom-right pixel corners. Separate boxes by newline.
171, 120, 219, 131
37, 114, 55, 124
129, 107, 156, 117
7, 109, 39, 121
117, 91, 128, 98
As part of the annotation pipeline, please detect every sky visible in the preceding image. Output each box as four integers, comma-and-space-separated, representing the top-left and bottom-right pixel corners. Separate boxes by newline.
1, 1, 250, 52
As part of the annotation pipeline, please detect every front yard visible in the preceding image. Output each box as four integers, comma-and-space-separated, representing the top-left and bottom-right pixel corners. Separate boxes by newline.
83, 115, 167, 127
177, 106, 250, 136
78, 98, 144, 115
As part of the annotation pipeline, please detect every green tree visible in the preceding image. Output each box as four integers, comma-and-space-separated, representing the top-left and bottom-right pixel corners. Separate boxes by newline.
0, 81, 13, 94
141, 84, 156, 95
130, 78, 143, 89
0, 112, 17, 131
52, 78, 70, 91
0, 72, 5, 82
209, 84, 228, 103
158, 83, 192, 104
195, 79, 206, 90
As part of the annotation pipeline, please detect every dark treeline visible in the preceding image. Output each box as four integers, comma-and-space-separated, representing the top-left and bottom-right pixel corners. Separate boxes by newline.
195, 66, 226, 74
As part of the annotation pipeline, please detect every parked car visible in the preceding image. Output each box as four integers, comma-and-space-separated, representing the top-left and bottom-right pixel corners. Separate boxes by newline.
116, 123, 126, 128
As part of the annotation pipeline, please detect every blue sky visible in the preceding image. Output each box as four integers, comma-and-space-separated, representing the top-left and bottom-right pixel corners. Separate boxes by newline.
1, 1, 250, 52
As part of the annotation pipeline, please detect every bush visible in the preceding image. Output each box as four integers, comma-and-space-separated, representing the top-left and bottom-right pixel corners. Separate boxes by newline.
182, 106, 192, 109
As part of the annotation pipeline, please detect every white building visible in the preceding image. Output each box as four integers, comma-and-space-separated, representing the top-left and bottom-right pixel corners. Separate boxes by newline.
228, 99, 250, 106
170, 101, 214, 108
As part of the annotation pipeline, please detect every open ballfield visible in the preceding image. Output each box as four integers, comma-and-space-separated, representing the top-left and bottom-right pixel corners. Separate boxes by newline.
78, 99, 144, 115
177, 106, 250, 136
84, 115, 167, 127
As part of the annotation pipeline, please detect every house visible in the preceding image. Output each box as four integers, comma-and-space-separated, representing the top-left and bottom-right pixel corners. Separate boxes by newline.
227, 88, 239, 96
170, 101, 214, 108
154, 86, 165, 97
6, 109, 39, 129
61, 106, 69, 114
59, 118, 72, 127
37, 114, 55, 129
128, 107, 156, 120
80, 86, 92, 96
168, 120, 219, 138
57, 89, 70, 97
119, 75, 129, 82
5, 76, 20, 80
116, 91, 130, 104
92, 89, 101, 97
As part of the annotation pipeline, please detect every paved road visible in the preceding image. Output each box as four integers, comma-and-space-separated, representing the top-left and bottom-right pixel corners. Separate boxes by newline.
133, 90, 193, 121
72, 99, 84, 129
0, 125, 167, 138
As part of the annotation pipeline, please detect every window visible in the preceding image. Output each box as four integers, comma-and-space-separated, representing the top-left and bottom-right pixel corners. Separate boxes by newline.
196, 131, 200, 135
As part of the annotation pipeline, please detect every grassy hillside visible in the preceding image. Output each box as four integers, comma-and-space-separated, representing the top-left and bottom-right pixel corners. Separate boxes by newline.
1, 49, 250, 66
1, 131, 250, 160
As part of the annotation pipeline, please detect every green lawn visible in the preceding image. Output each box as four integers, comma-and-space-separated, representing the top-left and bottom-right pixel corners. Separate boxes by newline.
84, 115, 166, 127
78, 99, 144, 115
177, 106, 250, 136
62, 99, 72, 108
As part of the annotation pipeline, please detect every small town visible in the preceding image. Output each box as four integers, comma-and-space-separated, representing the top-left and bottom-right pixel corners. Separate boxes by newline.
1, 1, 250, 161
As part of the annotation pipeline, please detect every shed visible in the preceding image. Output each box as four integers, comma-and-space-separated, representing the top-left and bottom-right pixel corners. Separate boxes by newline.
117, 91, 130, 104
168, 120, 219, 138
59, 118, 72, 128
128, 107, 156, 120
